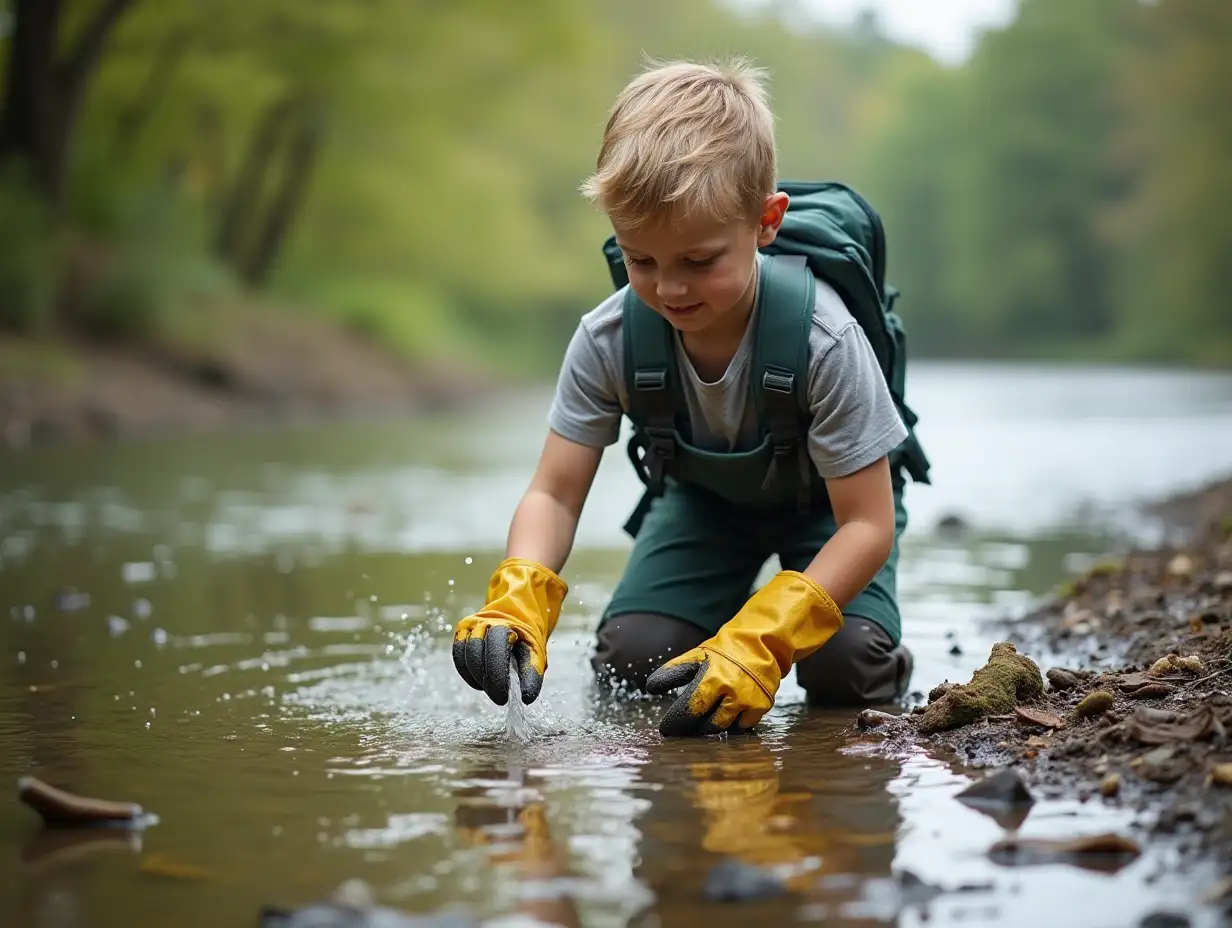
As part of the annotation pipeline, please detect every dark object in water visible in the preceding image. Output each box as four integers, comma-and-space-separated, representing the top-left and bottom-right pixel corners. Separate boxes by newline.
956, 768, 1035, 812
260, 880, 479, 927
988, 833, 1141, 874
701, 858, 788, 902
17, 776, 143, 827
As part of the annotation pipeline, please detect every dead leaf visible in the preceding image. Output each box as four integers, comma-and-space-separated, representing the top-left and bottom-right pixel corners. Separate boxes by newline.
1124, 705, 1215, 745
1016, 706, 1066, 729
1126, 683, 1175, 699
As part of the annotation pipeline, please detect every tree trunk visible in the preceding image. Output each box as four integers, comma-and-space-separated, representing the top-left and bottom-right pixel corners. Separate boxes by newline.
213, 95, 298, 265
0, 0, 133, 205
240, 106, 324, 286
110, 27, 191, 159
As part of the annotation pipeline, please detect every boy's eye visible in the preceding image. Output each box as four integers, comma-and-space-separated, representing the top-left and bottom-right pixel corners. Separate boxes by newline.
625, 256, 654, 267
684, 256, 717, 269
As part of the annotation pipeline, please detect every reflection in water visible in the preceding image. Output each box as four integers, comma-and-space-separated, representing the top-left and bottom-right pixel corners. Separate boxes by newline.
2, 366, 1232, 927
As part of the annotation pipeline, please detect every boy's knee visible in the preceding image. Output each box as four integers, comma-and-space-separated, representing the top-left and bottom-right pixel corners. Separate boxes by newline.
796, 618, 912, 707
591, 612, 709, 691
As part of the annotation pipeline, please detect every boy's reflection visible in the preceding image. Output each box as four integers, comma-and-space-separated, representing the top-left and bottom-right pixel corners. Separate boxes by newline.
644, 720, 905, 899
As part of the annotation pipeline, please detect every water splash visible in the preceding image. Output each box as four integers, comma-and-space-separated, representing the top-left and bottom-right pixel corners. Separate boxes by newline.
504, 657, 533, 743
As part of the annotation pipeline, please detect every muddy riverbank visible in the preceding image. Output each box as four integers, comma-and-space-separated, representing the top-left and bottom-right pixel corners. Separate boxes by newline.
0, 313, 489, 449
865, 474, 1232, 915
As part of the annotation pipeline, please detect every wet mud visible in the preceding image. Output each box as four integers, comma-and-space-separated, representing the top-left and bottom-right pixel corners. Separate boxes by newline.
863, 475, 1232, 914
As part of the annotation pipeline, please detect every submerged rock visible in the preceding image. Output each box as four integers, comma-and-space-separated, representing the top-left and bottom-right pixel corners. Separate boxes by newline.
956, 768, 1035, 811
916, 643, 1043, 733
701, 858, 788, 902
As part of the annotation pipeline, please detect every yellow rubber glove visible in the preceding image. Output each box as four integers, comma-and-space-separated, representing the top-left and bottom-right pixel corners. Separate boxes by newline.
645, 571, 843, 737
452, 558, 567, 706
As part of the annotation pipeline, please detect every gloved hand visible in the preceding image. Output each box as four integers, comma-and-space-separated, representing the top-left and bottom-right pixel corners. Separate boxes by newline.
645, 571, 843, 736
452, 558, 567, 706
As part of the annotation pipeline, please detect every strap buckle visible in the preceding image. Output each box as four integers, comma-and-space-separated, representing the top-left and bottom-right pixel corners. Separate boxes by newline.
634, 369, 667, 391
762, 370, 794, 394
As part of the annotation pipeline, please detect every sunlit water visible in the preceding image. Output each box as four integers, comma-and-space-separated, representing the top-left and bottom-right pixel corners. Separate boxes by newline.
2, 362, 1232, 927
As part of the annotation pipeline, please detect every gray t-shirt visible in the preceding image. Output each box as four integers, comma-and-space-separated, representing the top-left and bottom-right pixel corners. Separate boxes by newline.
548, 266, 907, 480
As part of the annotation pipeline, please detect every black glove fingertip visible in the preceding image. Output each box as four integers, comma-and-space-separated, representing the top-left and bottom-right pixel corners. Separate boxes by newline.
482, 625, 512, 706
452, 639, 483, 690
645, 661, 700, 696
464, 636, 487, 693
512, 642, 542, 704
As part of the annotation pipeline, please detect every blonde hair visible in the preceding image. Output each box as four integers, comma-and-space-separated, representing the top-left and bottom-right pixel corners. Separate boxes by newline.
580, 58, 778, 229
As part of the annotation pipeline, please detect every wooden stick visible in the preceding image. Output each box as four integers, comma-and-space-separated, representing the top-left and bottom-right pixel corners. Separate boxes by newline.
17, 777, 143, 826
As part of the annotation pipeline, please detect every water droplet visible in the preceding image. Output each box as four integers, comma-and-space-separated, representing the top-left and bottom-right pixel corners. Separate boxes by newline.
134, 660, 142, 669
369, 594, 377, 602
23, 605, 35, 621
152, 628, 168, 647
16, 651, 25, 665
447, 579, 455, 587
145, 721, 151, 729
149, 708, 156, 717
49, 659, 58, 670
133, 598, 152, 619
464, 557, 473, 565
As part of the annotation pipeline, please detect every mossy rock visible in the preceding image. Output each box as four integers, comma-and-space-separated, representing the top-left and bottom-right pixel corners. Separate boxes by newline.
917, 642, 1043, 734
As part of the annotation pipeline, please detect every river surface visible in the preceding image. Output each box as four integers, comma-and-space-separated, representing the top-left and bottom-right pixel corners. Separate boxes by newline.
2, 362, 1232, 928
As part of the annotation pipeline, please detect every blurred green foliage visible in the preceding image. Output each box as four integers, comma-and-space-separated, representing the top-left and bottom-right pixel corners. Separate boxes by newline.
0, 0, 1228, 370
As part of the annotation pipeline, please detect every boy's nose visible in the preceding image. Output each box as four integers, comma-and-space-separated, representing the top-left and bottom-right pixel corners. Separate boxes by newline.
656, 278, 688, 301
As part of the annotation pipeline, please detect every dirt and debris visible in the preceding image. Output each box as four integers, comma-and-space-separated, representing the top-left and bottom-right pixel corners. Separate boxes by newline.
865, 473, 1232, 891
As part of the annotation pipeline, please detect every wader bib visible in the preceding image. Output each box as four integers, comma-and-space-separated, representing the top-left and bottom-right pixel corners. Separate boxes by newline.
599, 182, 930, 644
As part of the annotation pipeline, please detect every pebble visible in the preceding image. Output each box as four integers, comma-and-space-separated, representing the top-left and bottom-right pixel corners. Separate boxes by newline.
1075, 690, 1115, 719
1100, 773, 1121, 797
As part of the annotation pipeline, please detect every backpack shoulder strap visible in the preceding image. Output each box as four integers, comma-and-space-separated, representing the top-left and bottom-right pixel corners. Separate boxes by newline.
752, 254, 815, 512
621, 287, 683, 493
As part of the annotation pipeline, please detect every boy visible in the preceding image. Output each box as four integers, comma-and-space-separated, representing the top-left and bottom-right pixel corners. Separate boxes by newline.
451, 59, 928, 737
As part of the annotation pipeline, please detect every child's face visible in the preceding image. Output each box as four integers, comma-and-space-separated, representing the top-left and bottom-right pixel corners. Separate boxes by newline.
614, 193, 787, 338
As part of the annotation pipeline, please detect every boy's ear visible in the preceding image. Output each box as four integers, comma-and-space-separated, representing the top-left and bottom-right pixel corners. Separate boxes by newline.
756, 192, 790, 246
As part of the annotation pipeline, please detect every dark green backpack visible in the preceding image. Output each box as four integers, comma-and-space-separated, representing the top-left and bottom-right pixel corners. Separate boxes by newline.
601, 181, 930, 532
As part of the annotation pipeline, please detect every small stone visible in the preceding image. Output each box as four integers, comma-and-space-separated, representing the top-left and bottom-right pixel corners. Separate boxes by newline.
856, 709, 897, 730
1166, 554, 1194, 579
1138, 913, 1191, 928
1209, 764, 1232, 788
1100, 773, 1120, 797
1046, 668, 1082, 691
1212, 570, 1232, 593
956, 768, 1035, 810
1075, 690, 1115, 719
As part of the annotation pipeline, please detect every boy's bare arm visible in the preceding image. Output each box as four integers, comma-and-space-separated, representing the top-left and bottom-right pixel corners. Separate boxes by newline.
505, 430, 603, 572
802, 457, 896, 606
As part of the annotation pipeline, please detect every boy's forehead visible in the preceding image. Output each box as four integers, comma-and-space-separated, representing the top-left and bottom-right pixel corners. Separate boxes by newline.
614, 213, 742, 255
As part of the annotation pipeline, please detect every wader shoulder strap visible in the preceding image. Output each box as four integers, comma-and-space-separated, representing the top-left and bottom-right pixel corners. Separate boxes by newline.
622, 288, 682, 494
752, 255, 815, 512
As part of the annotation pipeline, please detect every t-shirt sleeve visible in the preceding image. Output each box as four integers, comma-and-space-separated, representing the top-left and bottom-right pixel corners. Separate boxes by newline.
547, 320, 624, 448
806, 322, 908, 479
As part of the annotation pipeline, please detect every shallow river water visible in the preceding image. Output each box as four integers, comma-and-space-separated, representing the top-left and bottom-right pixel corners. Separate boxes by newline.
3, 362, 1232, 928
